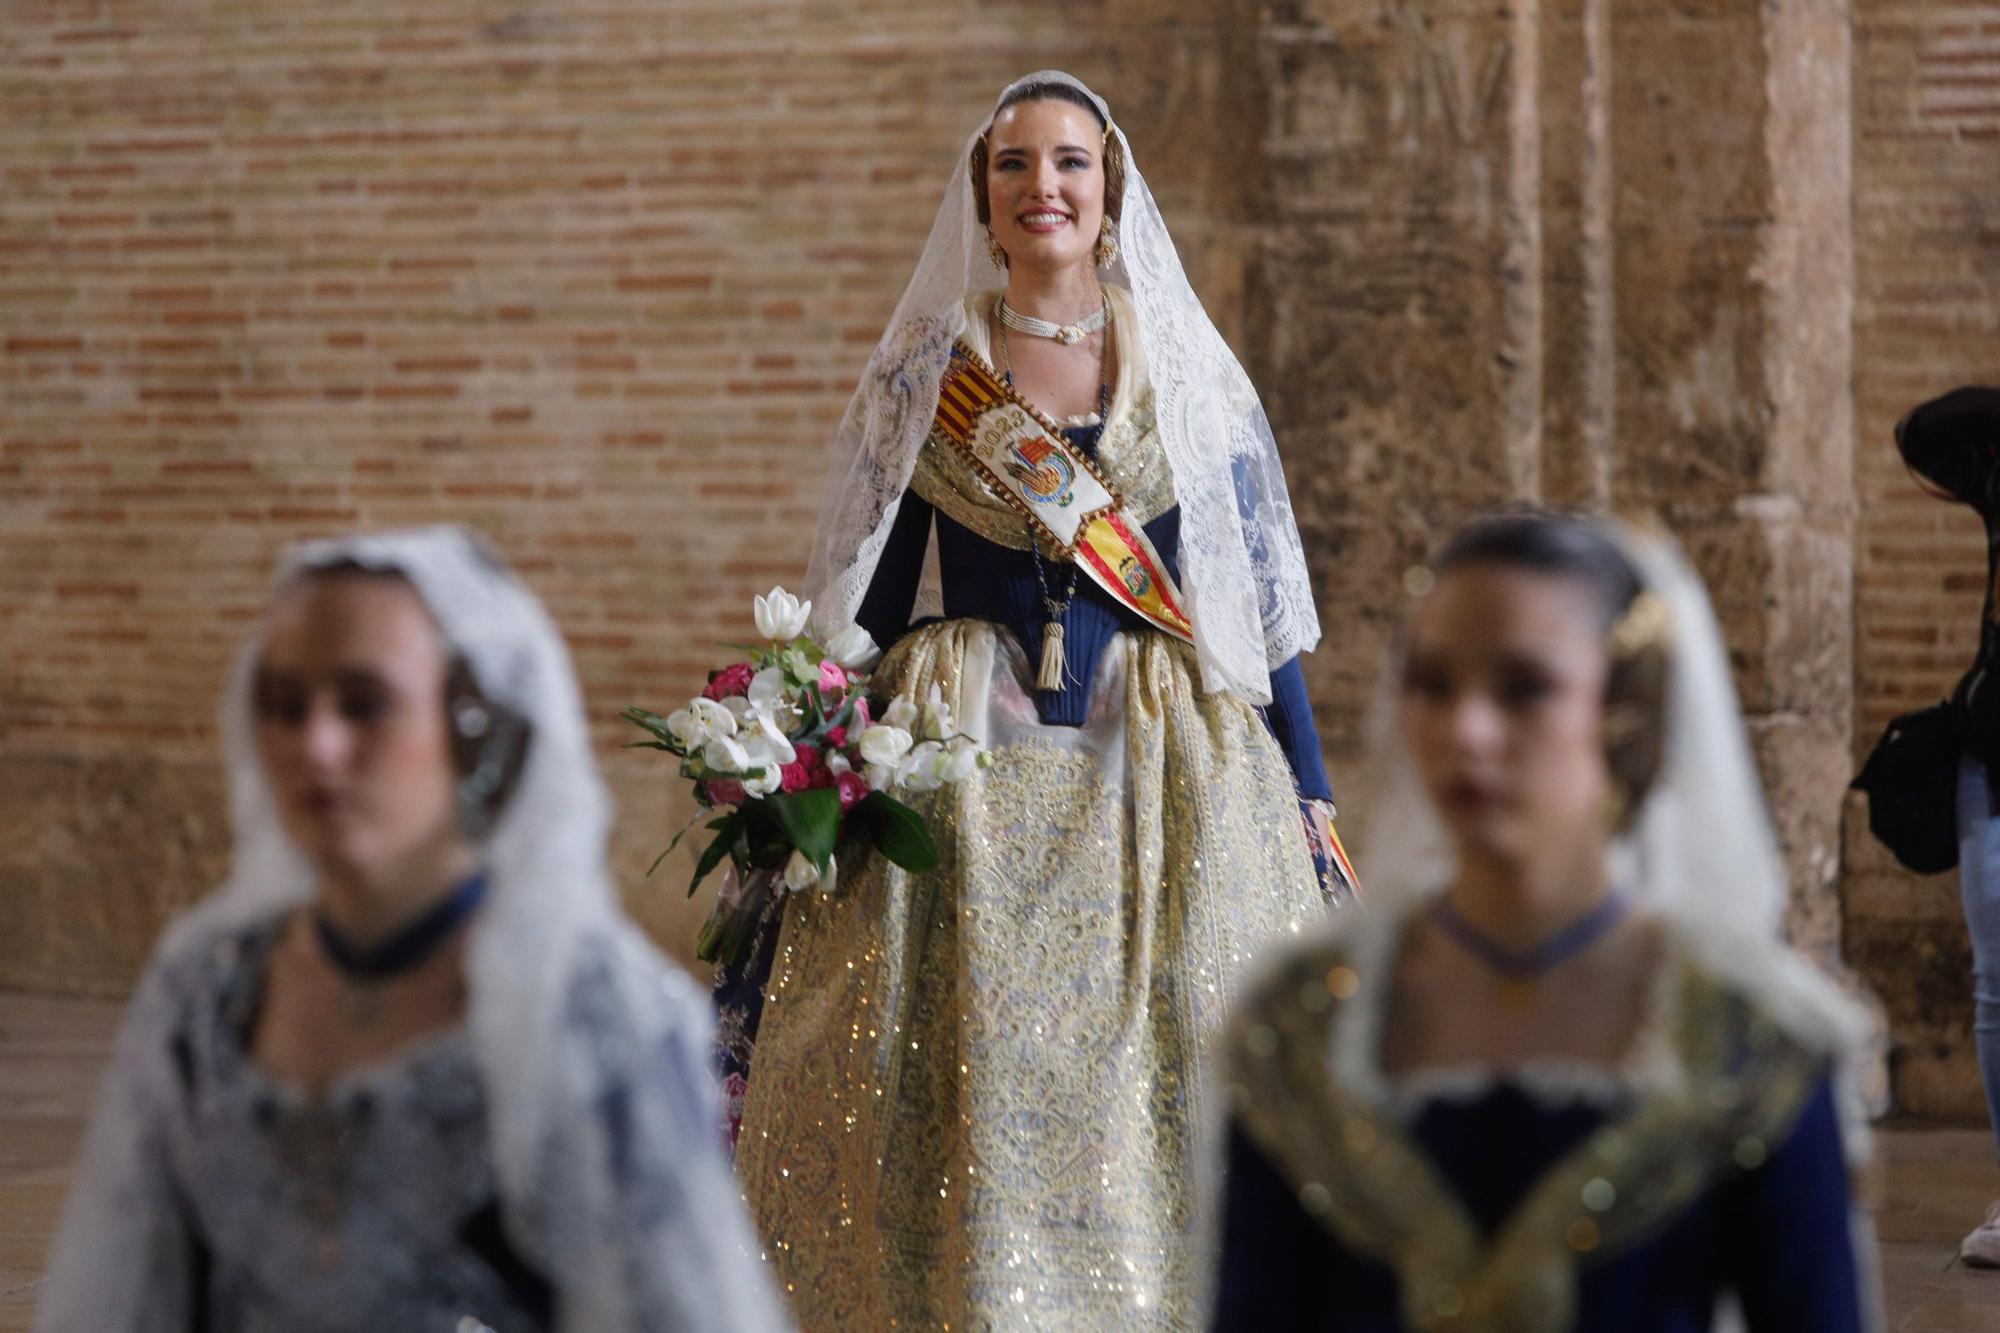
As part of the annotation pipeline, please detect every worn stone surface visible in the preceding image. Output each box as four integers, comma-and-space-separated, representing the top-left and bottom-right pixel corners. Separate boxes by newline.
1241, 0, 1859, 972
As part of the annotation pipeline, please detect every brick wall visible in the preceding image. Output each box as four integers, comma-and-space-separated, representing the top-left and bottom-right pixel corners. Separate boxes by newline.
5, 0, 1997, 1127
1845, 0, 2000, 1115
0, 2, 1278, 991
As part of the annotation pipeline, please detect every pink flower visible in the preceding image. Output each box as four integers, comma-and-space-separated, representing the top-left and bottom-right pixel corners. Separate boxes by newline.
824, 725, 848, 748
817, 659, 850, 694
702, 662, 755, 701
706, 778, 747, 806
779, 745, 821, 794
836, 771, 870, 811
852, 696, 870, 731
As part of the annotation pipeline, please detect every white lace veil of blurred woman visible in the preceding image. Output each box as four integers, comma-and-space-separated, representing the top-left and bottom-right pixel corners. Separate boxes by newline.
1355, 520, 1792, 937
804, 69, 1319, 704
39, 527, 782, 1332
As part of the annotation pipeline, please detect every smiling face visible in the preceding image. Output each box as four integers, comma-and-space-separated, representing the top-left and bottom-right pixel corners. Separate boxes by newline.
1398, 563, 1617, 867
252, 573, 467, 889
983, 97, 1107, 278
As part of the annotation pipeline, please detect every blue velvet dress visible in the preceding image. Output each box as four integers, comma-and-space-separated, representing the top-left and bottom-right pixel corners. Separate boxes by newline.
1216, 1083, 1864, 1331
1213, 915, 1876, 1333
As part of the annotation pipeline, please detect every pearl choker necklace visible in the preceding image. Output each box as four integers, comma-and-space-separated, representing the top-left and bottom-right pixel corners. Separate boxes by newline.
996, 294, 1110, 346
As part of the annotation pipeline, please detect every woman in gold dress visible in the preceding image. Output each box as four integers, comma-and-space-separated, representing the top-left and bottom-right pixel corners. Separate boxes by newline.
728, 71, 1353, 1330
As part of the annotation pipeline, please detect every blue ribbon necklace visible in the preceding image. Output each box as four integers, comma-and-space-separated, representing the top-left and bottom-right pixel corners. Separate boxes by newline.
315, 872, 487, 1024
1426, 887, 1631, 1007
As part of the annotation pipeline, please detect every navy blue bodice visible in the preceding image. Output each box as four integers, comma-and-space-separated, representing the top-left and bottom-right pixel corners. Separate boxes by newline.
856, 427, 1331, 800
1213, 1078, 1866, 1332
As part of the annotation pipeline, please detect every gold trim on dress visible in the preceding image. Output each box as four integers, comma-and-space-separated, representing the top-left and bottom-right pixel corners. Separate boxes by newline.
1222, 931, 1826, 1333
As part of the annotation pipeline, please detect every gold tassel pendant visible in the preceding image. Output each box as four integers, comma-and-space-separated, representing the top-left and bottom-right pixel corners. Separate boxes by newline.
1037, 621, 1067, 692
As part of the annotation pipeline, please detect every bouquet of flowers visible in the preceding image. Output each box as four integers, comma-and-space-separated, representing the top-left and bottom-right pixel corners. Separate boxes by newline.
625, 587, 989, 966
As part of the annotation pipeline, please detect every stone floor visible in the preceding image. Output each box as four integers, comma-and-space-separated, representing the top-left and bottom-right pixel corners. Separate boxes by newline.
2, 990, 1998, 1331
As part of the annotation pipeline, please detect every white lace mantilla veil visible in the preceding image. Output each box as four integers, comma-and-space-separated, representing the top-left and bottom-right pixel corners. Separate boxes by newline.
37, 527, 787, 1333
804, 69, 1319, 704
1356, 521, 1790, 931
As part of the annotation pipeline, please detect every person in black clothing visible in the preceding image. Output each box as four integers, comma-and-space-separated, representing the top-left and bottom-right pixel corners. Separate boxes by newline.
1896, 385, 2000, 1267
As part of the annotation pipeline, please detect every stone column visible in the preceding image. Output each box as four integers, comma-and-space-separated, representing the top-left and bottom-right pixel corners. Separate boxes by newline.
1603, 0, 1856, 964
1236, 0, 1858, 970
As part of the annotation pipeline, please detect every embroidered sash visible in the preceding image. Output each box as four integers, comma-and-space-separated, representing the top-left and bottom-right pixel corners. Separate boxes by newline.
932, 342, 1195, 644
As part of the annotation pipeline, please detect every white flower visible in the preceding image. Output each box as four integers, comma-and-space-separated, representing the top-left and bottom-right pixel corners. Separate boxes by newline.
738, 731, 794, 796
700, 733, 751, 776
857, 723, 913, 768
826, 750, 853, 777
668, 697, 738, 749
781, 849, 837, 894
859, 723, 914, 792
741, 702, 799, 763
919, 684, 957, 741
940, 736, 982, 783
747, 666, 788, 709
825, 624, 883, 672
894, 740, 947, 793
882, 694, 919, 732
753, 587, 812, 643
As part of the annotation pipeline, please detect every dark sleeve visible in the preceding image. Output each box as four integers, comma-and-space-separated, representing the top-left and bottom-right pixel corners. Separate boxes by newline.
1724, 1075, 1872, 1333
854, 489, 935, 651
1212, 1119, 1339, 1332
1264, 656, 1333, 801
1896, 386, 2000, 508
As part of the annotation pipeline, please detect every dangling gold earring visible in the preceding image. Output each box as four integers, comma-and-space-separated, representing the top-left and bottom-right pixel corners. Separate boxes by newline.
985, 227, 1009, 272
1094, 216, 1118, 269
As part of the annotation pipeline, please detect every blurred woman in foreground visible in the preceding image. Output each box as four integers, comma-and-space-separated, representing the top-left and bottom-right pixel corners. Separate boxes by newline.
37, 527, 786, 1333
1212, 513, 1879, 1331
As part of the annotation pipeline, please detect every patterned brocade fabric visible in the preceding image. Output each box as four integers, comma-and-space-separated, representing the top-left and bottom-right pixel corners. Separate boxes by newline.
734, 620, 1327, 1331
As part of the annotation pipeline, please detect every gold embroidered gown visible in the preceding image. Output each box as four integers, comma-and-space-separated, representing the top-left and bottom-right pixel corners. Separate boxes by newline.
733, 291, 1333, 1329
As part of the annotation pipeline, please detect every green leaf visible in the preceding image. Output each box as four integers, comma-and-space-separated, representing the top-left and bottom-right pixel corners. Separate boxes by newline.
853, 792, 939, 872
624, 740, 678, 752
661, 808, 719, 856
762, 787, 842, 869
621, 705, 679, 744
688, 812, 744, 897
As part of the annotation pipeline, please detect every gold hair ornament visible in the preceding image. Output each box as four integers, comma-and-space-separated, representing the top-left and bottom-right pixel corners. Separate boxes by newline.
1609, 589, 1671, 659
